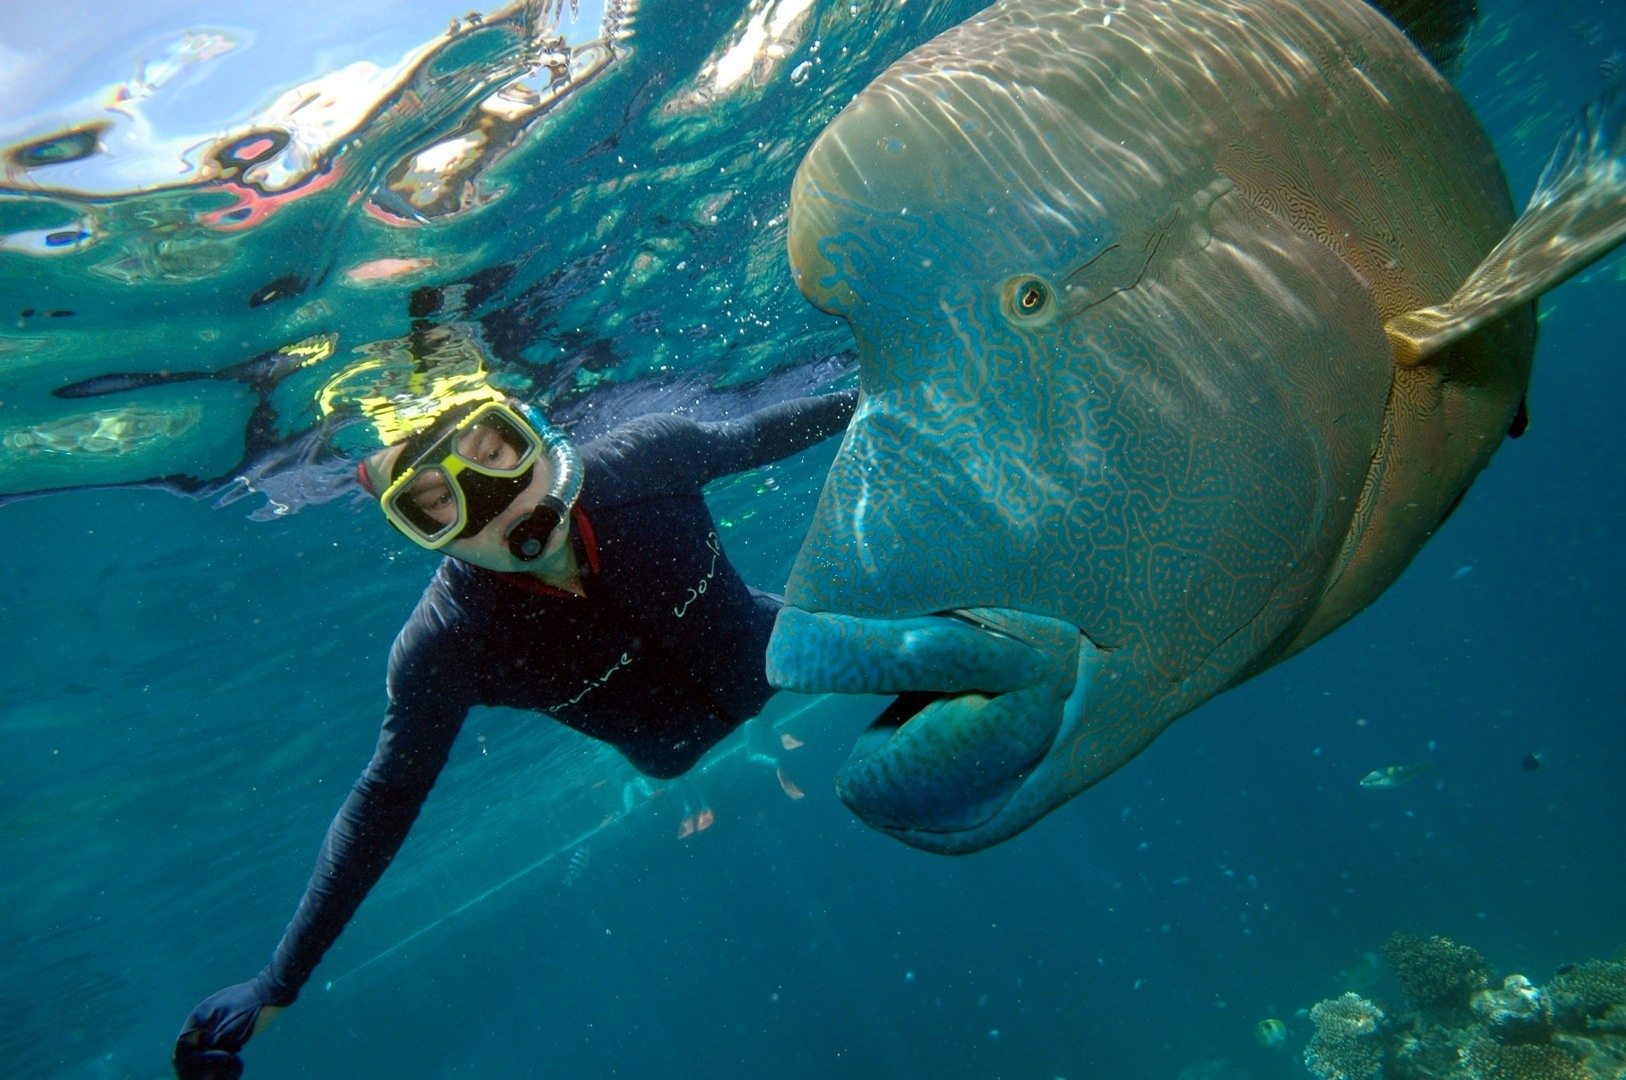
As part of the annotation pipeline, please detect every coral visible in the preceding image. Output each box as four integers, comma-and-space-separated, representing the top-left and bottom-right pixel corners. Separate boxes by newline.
1462, 1036, 1589, 1080
1563, 1031, 1626, 1075
1305, 992, 1387, 1080
1304, 938, 1626, 1080
1389, 1031, 1468, 1080
1551, 1032, 1626, 1077
1594, 1005, 1626, 1036
1382, 933, 1491, 1021
1473, 975, 1556, 1042
1546, 961, 1626, 1030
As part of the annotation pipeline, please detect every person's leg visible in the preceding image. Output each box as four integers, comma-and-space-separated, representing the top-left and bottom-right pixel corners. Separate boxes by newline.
737, 690, 814, 798
618, 741, 714, 837
620, 773, 657, 813
744, 712, 781, 767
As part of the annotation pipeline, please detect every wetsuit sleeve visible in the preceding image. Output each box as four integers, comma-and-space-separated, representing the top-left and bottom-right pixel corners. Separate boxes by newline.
252, 620, 471, 1004
691, 388, 857, 483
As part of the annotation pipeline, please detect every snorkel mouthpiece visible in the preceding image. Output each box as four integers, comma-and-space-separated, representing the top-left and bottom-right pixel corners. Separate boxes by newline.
506, 498, 566, 560
507, 404, 583, 561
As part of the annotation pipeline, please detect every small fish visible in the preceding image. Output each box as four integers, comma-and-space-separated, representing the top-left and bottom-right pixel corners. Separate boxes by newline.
1521, 751, 1545, 771
561, 846, 590, 886
248, 273, 306, 308
1359, 763, 1428, 789
780, 732, 804, 750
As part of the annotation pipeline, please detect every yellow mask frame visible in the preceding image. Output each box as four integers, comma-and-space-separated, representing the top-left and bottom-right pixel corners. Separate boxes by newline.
377, 401, 542, 548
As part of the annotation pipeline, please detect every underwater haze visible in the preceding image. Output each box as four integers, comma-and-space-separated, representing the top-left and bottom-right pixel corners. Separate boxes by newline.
1, 0, 1622, 1078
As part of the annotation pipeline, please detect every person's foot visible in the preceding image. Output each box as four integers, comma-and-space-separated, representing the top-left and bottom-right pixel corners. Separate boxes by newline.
677, 806, 715, 838
752, 729, 806, 798
776, 766, 805, 801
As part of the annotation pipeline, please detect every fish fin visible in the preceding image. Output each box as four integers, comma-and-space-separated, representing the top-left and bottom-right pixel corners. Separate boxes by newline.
1387, 77, 1626, 367
1366, 0, 1479, 78
1508, 396, 1530, 438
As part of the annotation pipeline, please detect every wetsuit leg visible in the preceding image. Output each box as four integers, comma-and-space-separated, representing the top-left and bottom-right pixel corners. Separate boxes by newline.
618, 708, 746, 778
619, 741, 708, 779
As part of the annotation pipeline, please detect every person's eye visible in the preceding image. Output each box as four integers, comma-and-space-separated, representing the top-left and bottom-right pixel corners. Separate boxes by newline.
417, 487, 452, 511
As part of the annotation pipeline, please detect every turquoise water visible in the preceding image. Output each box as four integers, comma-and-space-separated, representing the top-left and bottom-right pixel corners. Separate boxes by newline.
2, 1, 1623, 1077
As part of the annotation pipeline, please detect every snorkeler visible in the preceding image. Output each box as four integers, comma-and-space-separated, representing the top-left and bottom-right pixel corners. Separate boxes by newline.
172, 381, 856, 1079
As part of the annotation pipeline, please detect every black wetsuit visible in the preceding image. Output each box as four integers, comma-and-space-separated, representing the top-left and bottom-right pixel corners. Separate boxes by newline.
256, 390, 855, 1005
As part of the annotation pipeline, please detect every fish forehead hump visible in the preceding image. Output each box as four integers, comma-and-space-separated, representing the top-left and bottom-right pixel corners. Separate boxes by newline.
785, 0, 1522, 647
791, 0, 1512, 320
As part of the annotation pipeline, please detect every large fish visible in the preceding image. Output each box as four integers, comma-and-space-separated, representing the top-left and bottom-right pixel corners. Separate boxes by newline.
767, 0, 1625, 853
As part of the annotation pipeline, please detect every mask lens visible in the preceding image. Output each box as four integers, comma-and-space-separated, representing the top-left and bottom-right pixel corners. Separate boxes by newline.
450, 410, 537, 474
390, 465, 462, 542
378, 403, 547, 549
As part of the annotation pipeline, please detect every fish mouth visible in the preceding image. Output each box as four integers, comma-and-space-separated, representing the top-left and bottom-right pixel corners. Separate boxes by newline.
767, 606, 1090, 853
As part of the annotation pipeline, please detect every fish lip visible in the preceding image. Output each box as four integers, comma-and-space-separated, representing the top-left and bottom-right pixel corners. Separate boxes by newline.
841, 688, 1057, 842
768, 605, 1082, 850
767, 605, 1056, 696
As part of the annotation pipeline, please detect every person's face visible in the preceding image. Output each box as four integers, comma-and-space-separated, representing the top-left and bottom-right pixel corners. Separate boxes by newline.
367, 416, 570, 574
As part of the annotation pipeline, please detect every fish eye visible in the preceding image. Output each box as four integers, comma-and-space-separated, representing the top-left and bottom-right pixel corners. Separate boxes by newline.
1002, 275, 1054, 324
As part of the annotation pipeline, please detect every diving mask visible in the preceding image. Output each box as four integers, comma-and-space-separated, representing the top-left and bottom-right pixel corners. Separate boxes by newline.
375, 400, 582, 561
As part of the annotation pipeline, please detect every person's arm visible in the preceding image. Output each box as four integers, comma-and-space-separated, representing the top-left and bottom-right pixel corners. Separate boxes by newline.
174, 629, 469, 1078
691, 388, 857, 483
258, 690, 465, 1000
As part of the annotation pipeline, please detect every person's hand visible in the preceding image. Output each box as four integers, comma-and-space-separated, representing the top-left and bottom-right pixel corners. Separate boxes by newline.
173, 980, 283, 1079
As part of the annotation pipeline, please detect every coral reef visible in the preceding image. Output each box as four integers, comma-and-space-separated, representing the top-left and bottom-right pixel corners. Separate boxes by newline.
1473, 975, 1555, 1041
1463, 1037, 1588, 1080
1305, 993, 1387, 1080
1300, 937, 1626, 1080
1382, 932, 1491, 1023
1547, 961, 1626, 1032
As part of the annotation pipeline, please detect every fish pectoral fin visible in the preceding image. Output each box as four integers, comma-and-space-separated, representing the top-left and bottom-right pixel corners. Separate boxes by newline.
1387, 76, 1626, 368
